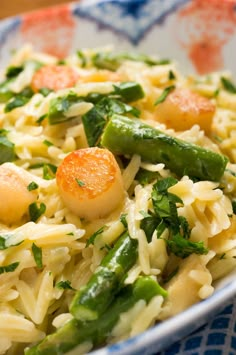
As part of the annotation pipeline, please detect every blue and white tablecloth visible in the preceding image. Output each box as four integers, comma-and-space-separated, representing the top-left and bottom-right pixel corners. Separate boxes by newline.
159, 299, 236, 355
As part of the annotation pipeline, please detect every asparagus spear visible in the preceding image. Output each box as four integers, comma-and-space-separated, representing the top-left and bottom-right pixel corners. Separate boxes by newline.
70, 231, 138, 321
25, 276, 167, 355
101, 115, 228, 182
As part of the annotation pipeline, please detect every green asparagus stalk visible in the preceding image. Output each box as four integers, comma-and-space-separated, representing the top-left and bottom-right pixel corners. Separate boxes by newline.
69, 231, 138, 321
25, 276, 167, 355
101, 115, 228, 182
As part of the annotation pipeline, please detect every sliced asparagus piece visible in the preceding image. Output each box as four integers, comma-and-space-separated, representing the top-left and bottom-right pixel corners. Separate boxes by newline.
70, 231, 138, 321
25, 276, 167, 355
101, 115, 228, 182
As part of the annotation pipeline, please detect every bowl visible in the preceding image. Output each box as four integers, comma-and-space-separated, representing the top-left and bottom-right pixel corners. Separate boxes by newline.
0, 1, 236, 354
1, 0, 236, 74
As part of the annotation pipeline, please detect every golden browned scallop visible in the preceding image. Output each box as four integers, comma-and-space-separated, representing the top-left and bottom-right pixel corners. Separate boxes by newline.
0, 163, 38, 225
31, 65, 79, 92
154, 87, 215, 134
79, 70, 121, 83
56, 147, 125, 220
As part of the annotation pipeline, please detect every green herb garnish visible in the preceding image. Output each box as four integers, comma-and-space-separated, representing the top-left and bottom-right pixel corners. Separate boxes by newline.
27, 181, 39, 191
140, 177, 208, 258
232, 200, 236, 214
36, 114, 47, 124
75, 178, 85, 187
154, 85, 175, 105
6, 65, 24, 78
221, 77, 236, 94
219, 253, 226, 260
168, 70, 176, 80
86, 227, 105, 247
4, 87, 34, 112
135, 168, 160, 186
0, 234, 23, 250
120, 213, 128, 228
77, 50, 87, 67
39, 88, 54, 97
29, 202, 46, 222
56, 280, 75, 290
32, 243, 43, 268
43, 139, 54, 147
165, 235, 208, 258
48, 92, 80, 125
0, 261, 19, 274
43, 164, 57, 180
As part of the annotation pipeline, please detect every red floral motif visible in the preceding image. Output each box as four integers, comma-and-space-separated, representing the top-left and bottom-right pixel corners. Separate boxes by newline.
21, 5, 76, 58
176, 0, 236, 73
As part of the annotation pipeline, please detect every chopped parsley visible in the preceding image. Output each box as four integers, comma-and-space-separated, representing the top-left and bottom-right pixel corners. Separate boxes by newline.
48, 92, 80, 124
82, 94, 141, 147
213, 88, 220, 97
135, 168, 160, 186
29, 202, 46, 222
221, 77, 236, 94
165, 234, 208, 259
27, 181, 39, 191
77, 50, 87, 67
86, 226, 105, 247
56, 280, 75, 291
29, 162, 46, 169
75, 178, 85, 187
0, 234, 23, 250
154, 85, 175, 105
32, 243, 43, 268
39, 88, 53, 97
140, 211, 161, 242
219, 253, 226, 260
4, 87, 34, 113
232, 200, 236, 214
43, 163, 57, 180
120, 213, 128, 228
29, 162, 57, 179
36, 114, 47, 124
0, 261, 19, 274
6, 65, 24, 78
168, 70, 176, 80
43, 139, 54, 147
0, 235, 10, 250
140, 177, 208, 258
57, 59, 66, 65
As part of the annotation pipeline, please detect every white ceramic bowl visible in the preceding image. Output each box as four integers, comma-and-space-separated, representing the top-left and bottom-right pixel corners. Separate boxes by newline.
0, 1, 236, 354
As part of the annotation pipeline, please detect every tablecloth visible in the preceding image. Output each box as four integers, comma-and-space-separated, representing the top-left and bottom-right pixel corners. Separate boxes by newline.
159, 299, 236, 355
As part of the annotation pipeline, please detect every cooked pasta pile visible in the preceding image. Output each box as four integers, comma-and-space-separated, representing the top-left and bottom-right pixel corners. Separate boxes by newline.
0, 44, 236, 355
